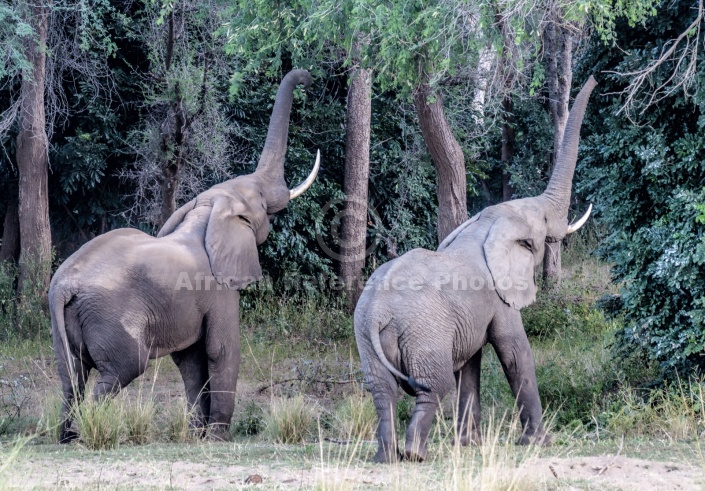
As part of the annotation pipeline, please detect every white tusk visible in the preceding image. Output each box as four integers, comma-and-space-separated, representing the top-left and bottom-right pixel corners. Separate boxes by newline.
566, 203, 592, 235
289, 150, 320, 200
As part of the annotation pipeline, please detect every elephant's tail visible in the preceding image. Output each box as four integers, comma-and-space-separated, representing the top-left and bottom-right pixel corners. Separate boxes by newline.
49, 285, 75, 378
370, 320, 431, 393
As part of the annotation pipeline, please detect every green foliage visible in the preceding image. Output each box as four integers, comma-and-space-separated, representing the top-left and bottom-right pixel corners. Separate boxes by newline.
577, 0, 705, 376
396, 394, 414, 430
0, 4, 32, 79
233, 401, 265, 437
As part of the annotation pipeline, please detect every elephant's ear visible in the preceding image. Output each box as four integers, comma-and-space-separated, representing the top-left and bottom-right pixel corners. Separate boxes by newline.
205, 195, 263, 290
483, 216, 537, 310
157, 199, 196, 238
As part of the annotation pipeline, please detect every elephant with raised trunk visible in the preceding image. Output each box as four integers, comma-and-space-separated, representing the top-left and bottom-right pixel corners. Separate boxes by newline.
50, 69, 319, 443
355, 76, 597, 463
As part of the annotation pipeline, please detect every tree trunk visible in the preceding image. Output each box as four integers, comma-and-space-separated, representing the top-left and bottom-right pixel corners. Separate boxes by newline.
159, 88, 185, 228
501, 95, 515, 201
542, 21, 573, 285
495, 7, 516, 203
0, 189, 21, 263
158, 11, 181, 228
156, 9, 209, 228
17, 0, 52, 298
414, 84, 467, 243
340, 68, 372, 310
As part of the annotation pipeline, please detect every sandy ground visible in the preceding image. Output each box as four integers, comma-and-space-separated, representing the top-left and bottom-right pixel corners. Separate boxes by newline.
2, 452, 703, 489
521, 456, 703, 491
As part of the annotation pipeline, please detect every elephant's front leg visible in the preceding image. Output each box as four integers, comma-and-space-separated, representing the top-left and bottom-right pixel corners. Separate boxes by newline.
204, 297, 241, 441
454, 348, 482, 446
490, 310, 550, 446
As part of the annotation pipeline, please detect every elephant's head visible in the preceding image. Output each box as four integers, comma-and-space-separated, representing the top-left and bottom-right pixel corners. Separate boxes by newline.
157, 69, 320, 289
439, 76, 597, 309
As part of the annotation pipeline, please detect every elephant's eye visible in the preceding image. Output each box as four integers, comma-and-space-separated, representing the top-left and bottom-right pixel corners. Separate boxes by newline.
519, 239, 533, 252
238, 215, 252, 227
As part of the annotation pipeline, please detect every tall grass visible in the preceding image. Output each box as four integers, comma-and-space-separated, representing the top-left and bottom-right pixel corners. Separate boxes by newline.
315, 410, 545, 491
124, 395, 156, 445
264, 395, 318, 444
162, 395, 201, 443
332, 387, 376, 441
38, 392, 63, 442
74, 395, 125, 450
604, 380, 705, 441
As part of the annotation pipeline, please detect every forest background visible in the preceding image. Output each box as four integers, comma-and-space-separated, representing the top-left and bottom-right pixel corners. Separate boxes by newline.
0, 0, 704, 381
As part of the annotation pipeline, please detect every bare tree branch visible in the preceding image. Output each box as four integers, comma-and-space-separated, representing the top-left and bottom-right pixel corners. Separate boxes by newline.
610, 0, 703, 116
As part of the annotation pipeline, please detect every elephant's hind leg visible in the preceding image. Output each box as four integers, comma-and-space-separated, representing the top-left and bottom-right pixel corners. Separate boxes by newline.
57, 355, 90, 444
404, 376, 452, 462
356, 328, 401, 463
54, 306, 92, 443
368, 369, 401, 463
171, 339, 210, 433
454, 349, 483, 446
88, 322, 151, 400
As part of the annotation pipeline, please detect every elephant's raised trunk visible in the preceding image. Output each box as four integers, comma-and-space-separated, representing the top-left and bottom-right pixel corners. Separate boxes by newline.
254, 69, 315, 213
255, 69, 313, 181
542, 76, 597, 215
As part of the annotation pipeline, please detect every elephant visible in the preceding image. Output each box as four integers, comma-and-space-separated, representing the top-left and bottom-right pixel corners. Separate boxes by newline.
49, 69, 319, 443
354, 76, 597, 463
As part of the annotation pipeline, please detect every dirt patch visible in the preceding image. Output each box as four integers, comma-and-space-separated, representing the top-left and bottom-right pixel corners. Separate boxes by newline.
5, 457, 322, 489
522, 455, 704, 490
3, 452, 703, 489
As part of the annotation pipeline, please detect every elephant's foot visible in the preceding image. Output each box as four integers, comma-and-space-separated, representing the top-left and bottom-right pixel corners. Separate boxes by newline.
452, 429, 482, 447
403, 438, 428, 462
373, 446, 401, 464
403, 448, 427, 463
206, 425, 233, 442
59, 429, 79, 444
517, 430, 552, 447
59, 419, 79, 444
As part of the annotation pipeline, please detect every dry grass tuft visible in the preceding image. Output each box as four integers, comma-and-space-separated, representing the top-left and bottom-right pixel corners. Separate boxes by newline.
333, 388, 376, 441
264, 395, 318, 444
74, 395, 125, 451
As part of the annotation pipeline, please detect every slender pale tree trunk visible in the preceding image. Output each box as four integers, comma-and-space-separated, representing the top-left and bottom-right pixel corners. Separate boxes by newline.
543, 21, 573, 285
414, 83, 467, 243
340, 67, 372, 310
0, 188, 21, 263
17, 0, 52, 298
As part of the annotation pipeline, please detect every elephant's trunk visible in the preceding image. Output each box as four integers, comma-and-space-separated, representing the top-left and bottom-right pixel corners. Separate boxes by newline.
255, 69, 313, 181
542, 76, 597, 216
